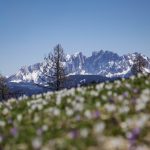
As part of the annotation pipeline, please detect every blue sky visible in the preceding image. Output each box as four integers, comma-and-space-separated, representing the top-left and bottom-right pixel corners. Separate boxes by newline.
0, 0, 150, 75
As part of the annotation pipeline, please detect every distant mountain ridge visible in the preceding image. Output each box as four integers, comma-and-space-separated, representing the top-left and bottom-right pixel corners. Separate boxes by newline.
8, 50, 150, 84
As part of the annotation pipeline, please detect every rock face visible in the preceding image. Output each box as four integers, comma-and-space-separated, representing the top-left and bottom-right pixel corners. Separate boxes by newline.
8, 50, 150, 84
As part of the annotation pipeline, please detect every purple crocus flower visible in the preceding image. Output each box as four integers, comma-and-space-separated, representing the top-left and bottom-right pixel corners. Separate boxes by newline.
131, 98, 136, 105
36, 128, 43, 136
7, 118, 13, 124
127, 128, 140, 144
0, 135, 3, 143
123, 92, 128, 98
128, 128, 140, 150
133, 88, 139, 94
69, 130, 78, 139
92, 110, 100, 119
10, 127, 18, 137
108, 98, 114, 104
75, 115, 81, 121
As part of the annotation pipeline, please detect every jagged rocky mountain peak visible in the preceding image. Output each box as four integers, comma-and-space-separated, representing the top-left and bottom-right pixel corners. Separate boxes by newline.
8, 50, 150, 83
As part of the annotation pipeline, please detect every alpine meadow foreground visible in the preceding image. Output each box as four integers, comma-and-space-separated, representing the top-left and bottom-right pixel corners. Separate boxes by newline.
0, 74, 150, 150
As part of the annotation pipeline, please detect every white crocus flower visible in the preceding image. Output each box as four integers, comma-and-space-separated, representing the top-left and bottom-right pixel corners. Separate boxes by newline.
17, 114, 23, 122
0, 120, 6, 127
80, 128, 89, 138
105, 104, 116, 112
42, 125, 48, 131
94, 122, 105, 134
53, 108, 60, 116
95, 101, 101, 108
2, 108, 9, 115
66, 107, 74, 116
32, 137, 42, 149
119, 106, 129, 114
84, 110, 92, 119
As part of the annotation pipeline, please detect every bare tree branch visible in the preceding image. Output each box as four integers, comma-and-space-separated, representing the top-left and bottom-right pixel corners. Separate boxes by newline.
131, 54, 148, 75
38, 44, 67, 91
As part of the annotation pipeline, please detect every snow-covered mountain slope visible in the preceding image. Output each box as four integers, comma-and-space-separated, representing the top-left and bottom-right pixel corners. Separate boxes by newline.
8, 50, 150, 83
9, 63, 43, 83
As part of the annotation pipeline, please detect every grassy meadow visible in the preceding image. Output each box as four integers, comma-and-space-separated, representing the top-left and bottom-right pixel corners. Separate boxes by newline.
0, 74, 150, 150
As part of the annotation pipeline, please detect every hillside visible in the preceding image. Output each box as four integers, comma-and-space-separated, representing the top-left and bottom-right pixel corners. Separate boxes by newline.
0, 73, 150, 150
